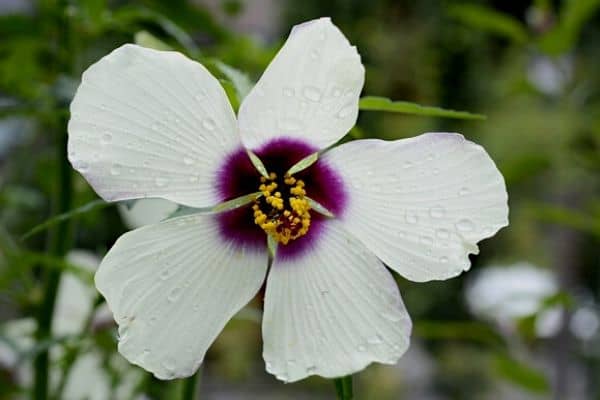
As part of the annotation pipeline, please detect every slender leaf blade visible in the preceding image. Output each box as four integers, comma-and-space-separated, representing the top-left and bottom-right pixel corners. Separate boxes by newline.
359, 96, 486, 120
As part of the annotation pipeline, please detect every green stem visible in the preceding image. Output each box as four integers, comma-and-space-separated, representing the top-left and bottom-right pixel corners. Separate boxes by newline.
33, 114, 73, 400
181, 371, 200, 400
334, 375, 353, 400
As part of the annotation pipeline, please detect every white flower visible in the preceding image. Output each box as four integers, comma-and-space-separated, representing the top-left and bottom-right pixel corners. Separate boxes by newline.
67, 18, 509, 382
118, 198, 178, 230
465, 262, 562, 337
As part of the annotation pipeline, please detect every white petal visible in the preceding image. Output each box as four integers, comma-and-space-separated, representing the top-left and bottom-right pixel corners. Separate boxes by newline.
53, 250, 101, 336
323, 133, 509, 282
238, 17, 364, 150
118, 198, 179, 229
68, 44, 239, 208
96, 214, 268, 379
262, 220, 412, 382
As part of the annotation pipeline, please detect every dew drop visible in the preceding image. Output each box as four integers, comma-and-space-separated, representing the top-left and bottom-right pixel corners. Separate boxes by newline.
404, 211, 418, 224
331, 87, 342, 97
194, 92, 205, 101
183, 157, 195, 165
283, 87, 294, 97
303, 86, 322, 102
100, 131, 112, 145
306, 365, 317, 374
142, 349, 151, 358
337, 104, 354, 119
403, 161, 413, 169
154, 177, 169, 187
159, 269, 171, 280
167, 287, 182, 302
74, 160, 89, 172
162, 357, 176, 372
202, 118, 216, 131
420, 235, 433, 246
429, 205, 445, 218
310, 50, 319, 60
439, 256, 449, 263
110, 163, 121, 176
357, 344, 367, 352
188, 175, 199, 183
433, 168, 440, 175
368, 335, 383, 345
426, 153, 434, 161
458, 187, 470, 196
456, 218, 475, 232
436, 228, 450, 239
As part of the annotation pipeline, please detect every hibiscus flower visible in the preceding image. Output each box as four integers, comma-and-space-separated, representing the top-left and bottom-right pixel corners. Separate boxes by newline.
67, 17, 508, 382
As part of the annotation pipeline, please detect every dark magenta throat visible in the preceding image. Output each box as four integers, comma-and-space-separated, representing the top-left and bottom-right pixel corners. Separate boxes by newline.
215, 138, 346, 260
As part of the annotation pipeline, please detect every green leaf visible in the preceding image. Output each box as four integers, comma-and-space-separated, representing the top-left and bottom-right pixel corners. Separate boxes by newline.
20, 199, 111, 241
134, 30, 173, 51
220, 79, 241, 112
359, 96, 486, 120
493, 354, 550, 393
447, 4, 529, 43
214, 61, 254, 101
286, 152, 319, 176
538, 0, 600, 55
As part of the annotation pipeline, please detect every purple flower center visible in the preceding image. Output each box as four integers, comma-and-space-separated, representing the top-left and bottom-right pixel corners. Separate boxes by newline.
215, 137, 346, 260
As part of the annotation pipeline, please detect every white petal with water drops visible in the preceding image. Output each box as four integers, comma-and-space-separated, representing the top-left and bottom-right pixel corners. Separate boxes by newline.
238, 17, 365, 151
323, 133, 508, 282
68, 44, 240, 208
262, 220, 412, 382
95, 214, 268, 379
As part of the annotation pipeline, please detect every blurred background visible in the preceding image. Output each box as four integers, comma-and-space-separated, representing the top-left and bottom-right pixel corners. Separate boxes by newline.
1, 0, 599, 399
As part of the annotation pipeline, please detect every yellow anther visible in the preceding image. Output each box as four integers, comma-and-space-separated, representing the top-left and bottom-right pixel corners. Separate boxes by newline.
252, 170, 312, 245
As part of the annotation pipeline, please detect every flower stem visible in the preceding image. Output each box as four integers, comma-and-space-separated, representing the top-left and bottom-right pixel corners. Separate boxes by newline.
334, 375, 353, 400
33, 114, 73, 400
181, 371, 200, 400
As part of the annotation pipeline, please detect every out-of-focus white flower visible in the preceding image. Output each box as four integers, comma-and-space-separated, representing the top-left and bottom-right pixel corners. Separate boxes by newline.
118, 198, 179, 230
527, 55, 573, 96
466, 262, 565, 337
68, 17, 508, 382
570, 306, 600, 341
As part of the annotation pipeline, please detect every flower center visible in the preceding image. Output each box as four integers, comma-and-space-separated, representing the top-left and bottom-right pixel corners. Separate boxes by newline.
252, 172, 311, 245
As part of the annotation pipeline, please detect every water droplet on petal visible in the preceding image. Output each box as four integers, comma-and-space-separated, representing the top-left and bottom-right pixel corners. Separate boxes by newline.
189, 175, 199, 183
458, 187, 470, 196
368, 335, 383, 345
436, 228, 450, 239
167, 287, 182, 302
303, 86, 322, 102
155, 177, 169, 187
337, 104, 354, 119
202, 118, 216, 131
405, 211, 418, 224
183, 157, 195, 165
456, 218, 475, 232
429, 205, 445, 218
306, 365, 317, 374
420, 235, 433, 246
162, 357, 176, 373
310, 50, 319, 60
283, 87, 294, 97
101, 131, 112, 145
110, 163, 121, 176
439, 256, 449, 263
403, 161, 413, 169
357, 344, 367, 352
331, 87, 342, 97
